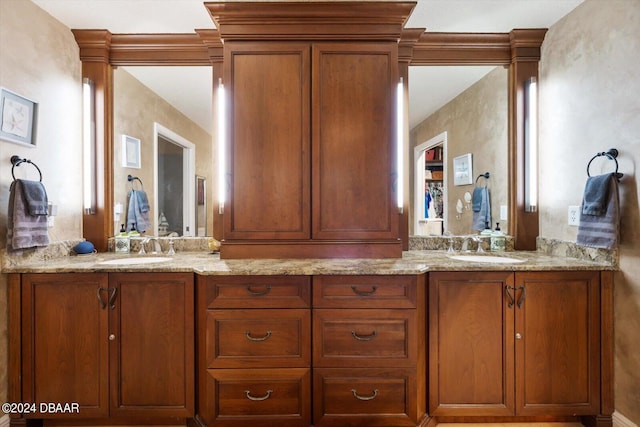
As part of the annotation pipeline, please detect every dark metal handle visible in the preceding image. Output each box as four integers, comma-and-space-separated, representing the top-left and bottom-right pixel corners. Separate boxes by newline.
245, 331, 272, 341
351, 285, 377, 296
505, 286, 515, 308
351, 389, 378, 401
245, 390, 273, 401
351, 330, 377, 341
516, 286, 526, 309
97, 287, 107, 309
108, 287, 117, 310
246, 285, 272, 296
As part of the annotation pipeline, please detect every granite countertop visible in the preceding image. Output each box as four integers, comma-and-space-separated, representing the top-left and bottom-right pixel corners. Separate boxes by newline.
1, 249, 616, 275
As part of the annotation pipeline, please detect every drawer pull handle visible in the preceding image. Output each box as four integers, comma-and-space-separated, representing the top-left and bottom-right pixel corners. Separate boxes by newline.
351, 389, 378, 401
351, 330, 377, 341
351, 285, 377, 296
245, 330, 272, 341
246, 285, 272, 296
245, 389, 273, 401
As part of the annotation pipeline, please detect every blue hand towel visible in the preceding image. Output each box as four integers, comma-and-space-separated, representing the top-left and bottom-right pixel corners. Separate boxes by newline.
577, 174, 619, 250
471, 187, 483, 212
18, 179, 49, 216
581, 174, 611, 216
7, 180, 50, 250
472, 187, 491, 231
127, 190, 152, 233
136, 189, 150, 213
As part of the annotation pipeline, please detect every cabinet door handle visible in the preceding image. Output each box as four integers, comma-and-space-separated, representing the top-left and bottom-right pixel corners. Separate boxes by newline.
245, 330, 272, 341
245, 390, 273, 401
246, 285, 271, 296
351, 330, 377, 341
351, 389, 378, 401
505, 285, 515, 308
97, 287, 107, 309
108, 287, 118, 310
515, 333, 522, 340
516, 286, 526, 309
351, 285, 377, 296
109, 334, 116, 341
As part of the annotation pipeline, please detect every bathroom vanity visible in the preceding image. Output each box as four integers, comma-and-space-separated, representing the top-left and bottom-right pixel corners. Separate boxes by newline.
4, 250, 614, 427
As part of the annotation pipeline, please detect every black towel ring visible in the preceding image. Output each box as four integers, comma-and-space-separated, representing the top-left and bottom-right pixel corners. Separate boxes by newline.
128, 174, 144, 190
475, 172, 490, 185
10, 155, 43, 182
587, 149, 623, 181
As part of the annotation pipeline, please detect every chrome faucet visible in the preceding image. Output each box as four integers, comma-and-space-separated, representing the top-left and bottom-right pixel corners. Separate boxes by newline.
147, 237, 163, 254
461, 236, 475, 252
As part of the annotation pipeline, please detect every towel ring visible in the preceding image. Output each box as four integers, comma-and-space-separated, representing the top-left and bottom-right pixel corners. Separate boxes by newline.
587, 149, 623, 181
10, 155, 43, 182
128, 174, 144, 190
475, 172, 490, 184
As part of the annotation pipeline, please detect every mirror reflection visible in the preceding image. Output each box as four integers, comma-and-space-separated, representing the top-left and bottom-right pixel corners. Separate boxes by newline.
113, 66, 214, 237
409, 65, 509, 237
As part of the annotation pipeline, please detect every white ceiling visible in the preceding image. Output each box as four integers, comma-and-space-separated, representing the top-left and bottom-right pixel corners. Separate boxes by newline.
32, 0, 584, 131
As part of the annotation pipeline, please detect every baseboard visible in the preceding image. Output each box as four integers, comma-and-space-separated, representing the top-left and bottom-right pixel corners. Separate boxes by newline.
614, 411, 638, 427
0, 414, 9, 427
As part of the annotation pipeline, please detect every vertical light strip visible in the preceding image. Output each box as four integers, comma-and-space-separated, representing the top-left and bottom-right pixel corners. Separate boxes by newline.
217, 78, 226, 214
396, 77, 404, 211
524, 77, 538, 213
82, 77, 96, 214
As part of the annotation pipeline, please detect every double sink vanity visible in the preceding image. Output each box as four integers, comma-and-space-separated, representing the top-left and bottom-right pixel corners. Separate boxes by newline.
4, 244, 615, 427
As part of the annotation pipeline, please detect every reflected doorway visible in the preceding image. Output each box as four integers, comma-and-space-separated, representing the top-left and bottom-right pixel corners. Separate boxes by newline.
414, 131, 447, 236
154, 123, 195, 236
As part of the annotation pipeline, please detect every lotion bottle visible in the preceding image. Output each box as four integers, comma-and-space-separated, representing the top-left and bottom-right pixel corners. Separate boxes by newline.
491, 222, 506, 252
115, 224, 130, 253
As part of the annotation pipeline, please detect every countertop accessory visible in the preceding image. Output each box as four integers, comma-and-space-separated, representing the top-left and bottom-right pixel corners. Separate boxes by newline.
10, 155, 42, 182
587, 148, 623, 181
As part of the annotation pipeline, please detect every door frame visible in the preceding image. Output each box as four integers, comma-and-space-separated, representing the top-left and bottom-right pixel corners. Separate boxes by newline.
414, 131, 447, 236
153, 123, 196, 236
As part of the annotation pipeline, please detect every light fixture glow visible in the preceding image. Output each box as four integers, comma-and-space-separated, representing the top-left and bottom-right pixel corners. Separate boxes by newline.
82, 77, 96, 215
524, 77, 538, 213
396, 77, 404, 211
217, 78, 226, 214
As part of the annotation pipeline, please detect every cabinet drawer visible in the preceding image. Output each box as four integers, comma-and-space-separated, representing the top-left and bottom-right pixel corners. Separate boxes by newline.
313, 309, 416, 367
312, 275, 419, 308
313, 367, 420, 426
207, 309, 310, 368
205, 368, 310, 427
201, 275, 310, 308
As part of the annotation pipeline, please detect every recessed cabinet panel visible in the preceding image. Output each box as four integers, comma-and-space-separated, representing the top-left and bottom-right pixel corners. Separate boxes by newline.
312, 43, 398, 240
225, 43, 311, 240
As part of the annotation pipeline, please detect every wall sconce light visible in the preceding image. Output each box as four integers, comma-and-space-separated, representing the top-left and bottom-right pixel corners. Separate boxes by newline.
396, 77, 404, 212
217, 78, 226, 215
82, 77, 96, 215
524, 77, 538, 213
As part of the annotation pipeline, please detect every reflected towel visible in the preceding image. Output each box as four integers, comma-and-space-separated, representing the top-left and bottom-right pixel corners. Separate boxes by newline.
472, 187, 491, 231
7, 180, 50, 250
471, 187, 483, 212
127, 189, 151, 233
136, 189, 150, 213
581, 174, 610, 216
19, 179, 49, 216
577, 174, 620, 250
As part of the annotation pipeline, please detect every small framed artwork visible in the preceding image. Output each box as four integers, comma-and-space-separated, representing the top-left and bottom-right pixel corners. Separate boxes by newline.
122, 135, 141, 168
0, 87, 38, 147
453, 153, 473, 186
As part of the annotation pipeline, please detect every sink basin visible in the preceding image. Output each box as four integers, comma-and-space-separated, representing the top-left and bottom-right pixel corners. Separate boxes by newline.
97, 257, 172, 266
448, 255, 525, 264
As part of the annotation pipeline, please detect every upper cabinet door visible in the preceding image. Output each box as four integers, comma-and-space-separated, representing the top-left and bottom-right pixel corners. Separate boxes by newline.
225, 42, 311, 240
312, 43, 399, 240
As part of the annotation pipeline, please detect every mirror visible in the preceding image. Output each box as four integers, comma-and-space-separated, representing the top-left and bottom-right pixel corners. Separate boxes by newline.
113, 66, 214, 237
409, 65, 509, 236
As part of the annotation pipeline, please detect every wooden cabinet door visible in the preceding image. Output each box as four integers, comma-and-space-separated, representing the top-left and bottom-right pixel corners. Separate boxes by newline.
514, 271, 600, 415
21, 273, 109, 418
312, 43, 399, 241
108, 273, 194, 417
224, 42, 311, 240
428, 272, 515, 416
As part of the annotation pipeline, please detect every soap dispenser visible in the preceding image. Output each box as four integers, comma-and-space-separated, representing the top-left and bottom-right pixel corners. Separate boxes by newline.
115, 224, 130, 253
491, 222, 506, 252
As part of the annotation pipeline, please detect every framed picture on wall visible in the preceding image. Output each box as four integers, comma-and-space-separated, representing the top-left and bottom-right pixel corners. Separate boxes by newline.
122, 135, 141, 168
0, 87, 38, 147
453, 153, 473, 186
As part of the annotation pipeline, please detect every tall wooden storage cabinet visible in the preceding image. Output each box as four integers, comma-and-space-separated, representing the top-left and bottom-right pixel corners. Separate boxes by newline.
210, 2, 415, 259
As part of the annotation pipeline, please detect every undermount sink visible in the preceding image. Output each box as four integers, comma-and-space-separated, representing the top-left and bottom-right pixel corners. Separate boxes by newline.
97, 257, 173, 266
448, 254, 526, 264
